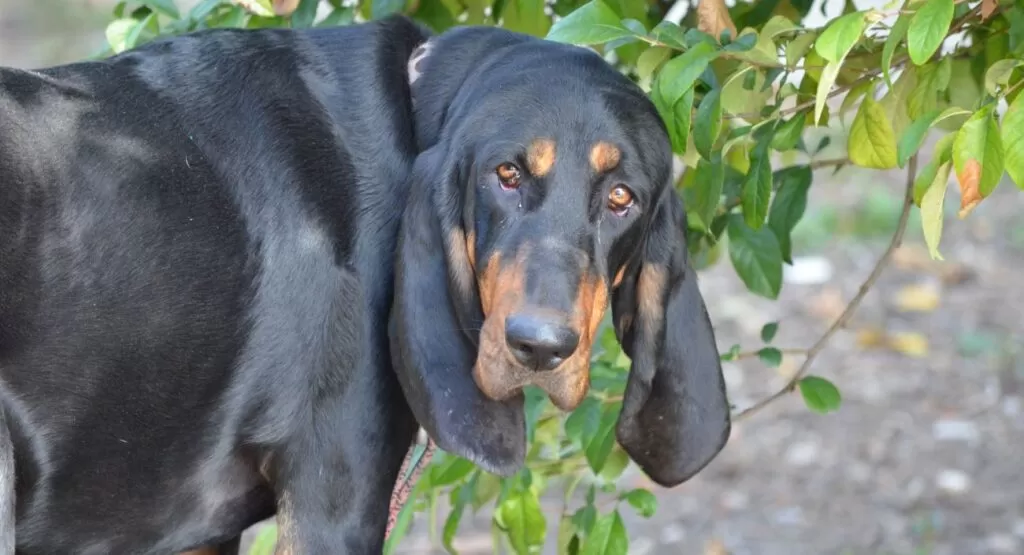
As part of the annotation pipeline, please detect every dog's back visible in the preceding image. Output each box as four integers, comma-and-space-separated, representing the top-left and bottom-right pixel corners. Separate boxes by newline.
0, 17, 427, 553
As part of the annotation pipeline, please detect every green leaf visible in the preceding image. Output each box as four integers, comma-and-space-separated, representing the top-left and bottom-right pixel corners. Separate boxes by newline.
814, 11, 866, 63
727, 214, 784, 299
650, 78, 692, 153
722, 67, 773, 121
761, 322, 779, 343
1004, 93, 1024, 189
908, 59, 951, 120
798, 375, 842, 414
503, 0, 552, 37
720, 343, 741, 362
144, 0, 181, 18
848, 92, 898, 169
248, 525, 278, 555
431, 457, 476, 487
771, 114, 806, 151
785, 31, 816, 69
580, 511, 629, 555
687, 155, 725, 230
473, 472, 502, 511
883, 11, 911, 87
622, 489, 658, 518
984, 59, 1024, 96
443, 483, 472, 554
496, 489, 547, 555
636, 46, 671, 83
598, 446, 631, 482
757, 346, 783, 367
565, 396, 601, 446
372, 0, 406, 19
907, 0, 953, 65
897, 106, 970, 168
920, 160, 952, 260
952, 105, 1005, 216
650, 20, 687, 50
814, 60, 842, 125
106, 18, 140, 53
767, 165, 812, 264
291, 0, 320, 27
546, 0, 634, 45
694, 88, 723, 160
584, 402, 621, 474
658, 42, 719, 107
912, 158, 940, 207
741, 132, 773, 229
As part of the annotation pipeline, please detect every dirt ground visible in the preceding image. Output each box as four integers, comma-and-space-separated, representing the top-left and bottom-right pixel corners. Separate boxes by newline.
4, 3, 1023, 554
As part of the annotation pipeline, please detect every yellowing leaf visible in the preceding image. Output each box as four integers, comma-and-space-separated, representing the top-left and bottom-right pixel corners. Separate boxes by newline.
814, 61, 842, 125
920, 161, 952, 260
888, 331, 930, 358
894, 282, 942, 313
848, 92, 898, 169
952, 106, 1005, 218
697, 0, 737, 42
1003, 93, 1024, 189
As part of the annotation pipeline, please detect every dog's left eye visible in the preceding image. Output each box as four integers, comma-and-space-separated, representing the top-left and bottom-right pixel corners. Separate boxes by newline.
608, 185, 635, 214
496, 162, 521, 190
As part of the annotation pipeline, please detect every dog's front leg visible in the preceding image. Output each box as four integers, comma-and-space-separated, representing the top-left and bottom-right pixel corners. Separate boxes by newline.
268, 391, 417, 554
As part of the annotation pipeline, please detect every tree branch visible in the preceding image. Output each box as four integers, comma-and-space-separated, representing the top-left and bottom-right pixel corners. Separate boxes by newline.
733, 154, 918, 422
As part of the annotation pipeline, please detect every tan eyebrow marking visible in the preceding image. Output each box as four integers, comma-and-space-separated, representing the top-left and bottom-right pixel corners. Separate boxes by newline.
589, 141, 621, 173
526, 138, 556, 177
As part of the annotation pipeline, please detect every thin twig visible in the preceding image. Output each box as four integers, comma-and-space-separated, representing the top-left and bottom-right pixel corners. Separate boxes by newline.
733, 154, 918, 422
729, 347, 808, 361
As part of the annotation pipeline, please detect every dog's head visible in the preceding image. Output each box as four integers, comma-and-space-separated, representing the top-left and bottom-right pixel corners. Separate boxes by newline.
390, 25, 730, 487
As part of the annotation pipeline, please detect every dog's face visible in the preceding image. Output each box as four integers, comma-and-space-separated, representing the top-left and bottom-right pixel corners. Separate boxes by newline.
391, 27, 731, 487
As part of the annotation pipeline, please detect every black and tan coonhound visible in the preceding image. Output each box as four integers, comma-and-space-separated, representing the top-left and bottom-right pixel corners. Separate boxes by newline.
0, 13, 730, 554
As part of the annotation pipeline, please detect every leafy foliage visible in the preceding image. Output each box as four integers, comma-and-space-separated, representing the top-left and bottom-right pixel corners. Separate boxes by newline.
93, 0, 1024, 552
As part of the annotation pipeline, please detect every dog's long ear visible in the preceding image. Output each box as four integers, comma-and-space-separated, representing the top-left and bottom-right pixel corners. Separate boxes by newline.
610, 190, 730, 487
389, 145, 525, 477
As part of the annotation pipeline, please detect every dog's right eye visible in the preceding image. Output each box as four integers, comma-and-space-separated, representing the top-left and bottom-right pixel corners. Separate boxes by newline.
496, 162, 521, 190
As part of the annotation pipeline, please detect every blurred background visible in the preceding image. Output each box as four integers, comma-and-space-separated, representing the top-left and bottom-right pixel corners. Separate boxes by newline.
2, 1, 1023, 554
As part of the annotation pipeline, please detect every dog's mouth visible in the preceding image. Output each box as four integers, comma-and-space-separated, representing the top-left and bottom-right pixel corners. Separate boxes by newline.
471, 250, 610, 412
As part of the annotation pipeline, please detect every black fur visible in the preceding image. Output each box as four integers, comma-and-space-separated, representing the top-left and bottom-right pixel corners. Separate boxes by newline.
0, 14, 729, 554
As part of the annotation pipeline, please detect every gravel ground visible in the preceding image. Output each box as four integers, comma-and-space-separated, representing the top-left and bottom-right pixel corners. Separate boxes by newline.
5, 4, 1024, 554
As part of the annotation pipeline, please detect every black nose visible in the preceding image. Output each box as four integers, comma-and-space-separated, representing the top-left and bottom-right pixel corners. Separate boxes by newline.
504, 313, 580, 371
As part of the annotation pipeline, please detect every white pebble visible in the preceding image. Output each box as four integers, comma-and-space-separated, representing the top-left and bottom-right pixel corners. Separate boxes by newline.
935, 469, 972, 494
932, 419, 980, 442
786, 441, 820, 467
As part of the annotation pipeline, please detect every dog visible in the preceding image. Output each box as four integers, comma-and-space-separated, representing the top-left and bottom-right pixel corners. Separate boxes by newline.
0, 14, 731, 554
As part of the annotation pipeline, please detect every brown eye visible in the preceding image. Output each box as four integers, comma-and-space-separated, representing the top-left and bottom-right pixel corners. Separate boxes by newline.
608, 185, 634, 213
496, 162, 521, 190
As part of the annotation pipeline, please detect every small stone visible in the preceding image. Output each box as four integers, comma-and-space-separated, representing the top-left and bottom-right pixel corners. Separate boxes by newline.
774, 506, 805, 526
932, 419, 979, 442
905, 477, 926, 502
721, 490, 749, 511
659, 523, 686, 544
848, 462, 872, 483
1002, 396, 1021, 417
786, 440, 820, 467
784, 256, 833, 285
986, 534, 1020, 553
1013, 520, 1024, 538
935, 469, 972, 494
722, 365, 744, 389
629, 537, 654, 555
